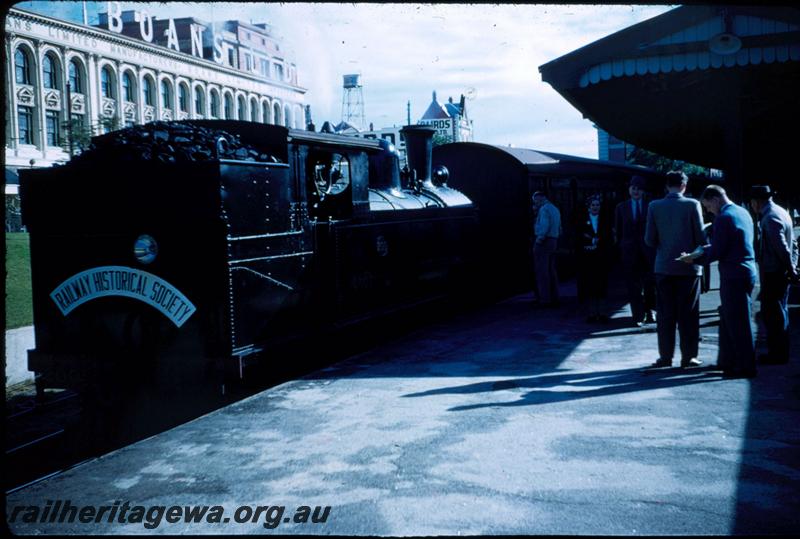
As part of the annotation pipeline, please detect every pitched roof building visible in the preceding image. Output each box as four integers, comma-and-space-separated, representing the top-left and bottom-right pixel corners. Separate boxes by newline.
419, 91, 473, 143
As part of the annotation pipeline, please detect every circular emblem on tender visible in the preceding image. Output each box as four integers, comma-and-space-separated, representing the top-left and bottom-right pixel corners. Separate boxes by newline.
134, 234, 158, 265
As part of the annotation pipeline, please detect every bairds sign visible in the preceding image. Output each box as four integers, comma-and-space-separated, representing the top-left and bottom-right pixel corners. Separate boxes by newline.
105, 1, 231, 65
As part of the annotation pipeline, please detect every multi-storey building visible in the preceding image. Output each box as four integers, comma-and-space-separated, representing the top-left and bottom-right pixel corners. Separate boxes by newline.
5, 6, 306, 171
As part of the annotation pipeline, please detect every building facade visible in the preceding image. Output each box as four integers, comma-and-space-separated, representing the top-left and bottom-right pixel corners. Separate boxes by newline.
418, 91, 473, 143
5, 6, 306, 171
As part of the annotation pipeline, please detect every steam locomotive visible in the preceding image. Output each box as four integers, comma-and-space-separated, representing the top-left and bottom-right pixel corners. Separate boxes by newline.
20, 121, 481, 397
20, 119, 660, 400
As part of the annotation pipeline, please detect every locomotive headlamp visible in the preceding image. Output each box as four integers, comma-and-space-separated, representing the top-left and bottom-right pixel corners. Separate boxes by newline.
134, 234, 158, 265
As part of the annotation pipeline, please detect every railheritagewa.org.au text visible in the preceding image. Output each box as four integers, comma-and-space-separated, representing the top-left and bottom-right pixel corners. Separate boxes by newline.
8, 500, 331, 529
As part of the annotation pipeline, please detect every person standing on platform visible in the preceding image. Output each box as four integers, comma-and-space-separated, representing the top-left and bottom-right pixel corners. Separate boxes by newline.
644, 171, 706, 369
576, 194, 612, 322
532, 191, 561, 307
530, 195, 541, 303
679, 185, 758, 378
614, 175, 656, 327
749, 185, 799, 364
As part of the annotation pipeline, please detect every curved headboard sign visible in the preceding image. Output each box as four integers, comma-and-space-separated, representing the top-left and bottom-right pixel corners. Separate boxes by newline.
50, 266, 196, 327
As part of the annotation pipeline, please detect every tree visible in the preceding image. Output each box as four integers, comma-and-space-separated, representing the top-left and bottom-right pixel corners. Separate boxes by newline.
431, 132, 452, 146
97, 113, 121, 135
61, 117, 93, 155
626, 146, 711, 178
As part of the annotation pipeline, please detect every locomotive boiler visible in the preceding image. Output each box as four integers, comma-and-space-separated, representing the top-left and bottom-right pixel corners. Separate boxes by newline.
20, 121, 477, 397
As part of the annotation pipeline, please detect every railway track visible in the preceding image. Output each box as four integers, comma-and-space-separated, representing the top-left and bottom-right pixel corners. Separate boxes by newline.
3, 379, 262, 494
4, 388, 94, 493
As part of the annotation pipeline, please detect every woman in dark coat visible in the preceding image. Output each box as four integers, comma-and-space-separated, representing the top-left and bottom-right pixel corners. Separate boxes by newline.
575, 194, 613, 322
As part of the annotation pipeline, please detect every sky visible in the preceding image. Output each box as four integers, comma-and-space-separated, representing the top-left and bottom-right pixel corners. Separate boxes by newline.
16, 2, 674, 158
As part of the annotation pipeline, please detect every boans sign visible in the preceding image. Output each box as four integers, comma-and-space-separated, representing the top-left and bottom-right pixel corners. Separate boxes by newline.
104, 1, 232, 65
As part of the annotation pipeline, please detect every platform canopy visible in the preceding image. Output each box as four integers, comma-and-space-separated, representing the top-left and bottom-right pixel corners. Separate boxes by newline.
539, 5, 800, 199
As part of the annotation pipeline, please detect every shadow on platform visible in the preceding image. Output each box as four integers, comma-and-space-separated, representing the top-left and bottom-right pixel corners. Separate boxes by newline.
732, 303, 800, 535
404, 366, 724, 411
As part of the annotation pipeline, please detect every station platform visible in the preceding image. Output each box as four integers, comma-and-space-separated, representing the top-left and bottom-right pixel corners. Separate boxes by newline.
5, 325, 35, 388
6, 268, 800, 535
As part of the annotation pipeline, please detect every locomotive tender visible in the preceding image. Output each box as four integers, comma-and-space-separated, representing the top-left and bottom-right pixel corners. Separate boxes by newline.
20, 121, 478, 395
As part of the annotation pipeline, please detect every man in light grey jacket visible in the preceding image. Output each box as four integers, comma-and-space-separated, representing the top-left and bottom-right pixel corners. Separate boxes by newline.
644, 171, 706, 368
750, 185, 799, 364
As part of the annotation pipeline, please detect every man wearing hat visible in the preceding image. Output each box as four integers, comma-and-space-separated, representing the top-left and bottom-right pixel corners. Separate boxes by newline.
615, 175, 657, 326
749, 185, 798, 364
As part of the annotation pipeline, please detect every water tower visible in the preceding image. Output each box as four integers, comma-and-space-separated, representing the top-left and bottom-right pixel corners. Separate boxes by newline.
341, 74, 365, 130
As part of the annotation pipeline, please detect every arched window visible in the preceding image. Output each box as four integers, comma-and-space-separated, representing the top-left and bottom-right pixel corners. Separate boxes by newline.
250, 98, 258, 122
237, 96, 246, 120
143, 77, 155, 106
224, 94, 233, 120
283, 105, 292, 128
210, 91, 220, 118
68, 59, 83, 93
101, 66, 115, 98
194, 87, 205, 116
15, 48, 31, 85
42, 53, 59, 89
143, 76, 155, 106
160, 80, 172, 109
273, 102, 282, 126
122, 72, 136, 102
262, 102, 270, 124
179, 84, 189, 112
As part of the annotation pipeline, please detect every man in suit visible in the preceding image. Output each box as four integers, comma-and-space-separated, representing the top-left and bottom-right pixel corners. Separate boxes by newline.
680, 185, 758, 378
614, 175, 656, 326
749, 185, 799, 364
644, 171, 706, 368
532, 191, 561, 307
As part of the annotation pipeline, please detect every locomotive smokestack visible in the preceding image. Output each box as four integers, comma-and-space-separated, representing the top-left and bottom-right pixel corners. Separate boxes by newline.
401, 125, 436, 186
